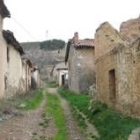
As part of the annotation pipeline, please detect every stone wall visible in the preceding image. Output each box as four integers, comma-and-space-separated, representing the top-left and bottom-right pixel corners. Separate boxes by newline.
95, 22, 130, 113
130, 39, 140, 115
95, 21, 140, 117
68, 46, 95, 93
68, 44, 80, 93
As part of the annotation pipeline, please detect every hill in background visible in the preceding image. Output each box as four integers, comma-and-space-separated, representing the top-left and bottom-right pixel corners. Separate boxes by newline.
21, 39, 66, 79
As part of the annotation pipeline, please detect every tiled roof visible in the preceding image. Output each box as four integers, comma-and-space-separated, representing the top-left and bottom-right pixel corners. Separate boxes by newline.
75, 39, 94, 48
0, 0, 10, 18
65, 39, 94, 63
3, 30, 24, 55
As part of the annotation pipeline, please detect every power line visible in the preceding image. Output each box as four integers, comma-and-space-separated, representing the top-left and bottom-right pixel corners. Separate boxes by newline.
11, 16, 37, 41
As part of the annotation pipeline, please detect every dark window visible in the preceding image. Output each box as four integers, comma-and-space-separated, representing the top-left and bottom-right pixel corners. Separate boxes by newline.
109, 69, 116, 101
7, 46, 10, 62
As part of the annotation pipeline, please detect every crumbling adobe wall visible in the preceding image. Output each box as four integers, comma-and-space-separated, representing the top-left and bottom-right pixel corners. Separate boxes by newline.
95, 22, 125, 60
120, 16, 140, 43
5, 44, 24, 97
95, 22, 134, 114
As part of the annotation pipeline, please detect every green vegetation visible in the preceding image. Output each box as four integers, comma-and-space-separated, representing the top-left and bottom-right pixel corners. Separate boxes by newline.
21, 39, 65, 51
0, 89, 43, 112
46, 93, 67, 140
58, 88, 140, 140
22, 89, 43, 110
40, 39, 65, 50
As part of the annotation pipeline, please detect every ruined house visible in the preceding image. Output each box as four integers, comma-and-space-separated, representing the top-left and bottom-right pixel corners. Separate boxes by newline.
120, 16, 140, 43
65, 32, 95, 93
22, 57, 32, 92
94, 20, 140, 116
51, 62, 68, 87
57, 68, 68, 87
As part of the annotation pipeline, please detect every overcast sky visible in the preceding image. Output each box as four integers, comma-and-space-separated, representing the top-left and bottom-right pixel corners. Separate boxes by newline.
3, 0, 140, 42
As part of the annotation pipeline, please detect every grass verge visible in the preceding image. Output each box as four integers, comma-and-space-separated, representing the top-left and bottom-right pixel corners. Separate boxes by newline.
46, 93, 67, 140
22, 89, 43, 110
58, 88, 140, 140
0, 89, 43, 112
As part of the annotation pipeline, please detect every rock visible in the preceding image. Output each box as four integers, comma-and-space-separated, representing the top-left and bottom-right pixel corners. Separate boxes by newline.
128, 127, 140, 140
19, 103, 26, 108
128, 134, 139, 140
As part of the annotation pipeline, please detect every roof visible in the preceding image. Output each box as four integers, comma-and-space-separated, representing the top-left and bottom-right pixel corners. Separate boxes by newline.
65, 39, 94, 63
3, 30, 24, 55
65, 39, 71, 63
75, 39, 94, 49
0, 0, 10, 18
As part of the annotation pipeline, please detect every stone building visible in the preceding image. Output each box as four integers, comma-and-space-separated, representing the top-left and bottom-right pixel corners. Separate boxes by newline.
51, 62, 68, 86
57, 68, 68, 87
0, 0, 10, 97
65, 32, 95, 93
94, 20, 140, 116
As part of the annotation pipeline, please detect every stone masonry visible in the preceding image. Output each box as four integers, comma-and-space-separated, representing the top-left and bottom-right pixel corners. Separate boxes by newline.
95, 18, 140, 117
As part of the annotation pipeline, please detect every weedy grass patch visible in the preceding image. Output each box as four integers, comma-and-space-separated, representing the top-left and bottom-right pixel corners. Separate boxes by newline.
22, 89, 43, 110
46, 93, 67, 140
58, 88, 140, 140
0, 89, 44, 112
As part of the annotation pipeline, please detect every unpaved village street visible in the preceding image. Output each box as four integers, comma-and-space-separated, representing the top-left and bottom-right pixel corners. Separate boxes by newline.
0, 88, 84, 140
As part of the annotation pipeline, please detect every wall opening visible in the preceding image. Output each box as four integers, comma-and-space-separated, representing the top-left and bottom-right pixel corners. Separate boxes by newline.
109, 69, 116, 101
7, 46, 10, 63
62, 74, 65, 86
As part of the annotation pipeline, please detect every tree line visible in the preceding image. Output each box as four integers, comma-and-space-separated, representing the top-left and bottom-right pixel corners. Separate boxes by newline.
40, 39, 65, 50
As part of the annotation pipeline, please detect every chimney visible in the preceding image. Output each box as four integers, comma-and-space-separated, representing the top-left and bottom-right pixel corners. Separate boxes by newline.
73, 32, 79, 43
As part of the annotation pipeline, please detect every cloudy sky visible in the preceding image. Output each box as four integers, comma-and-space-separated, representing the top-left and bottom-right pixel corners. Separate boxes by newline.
3, 0, 140, 42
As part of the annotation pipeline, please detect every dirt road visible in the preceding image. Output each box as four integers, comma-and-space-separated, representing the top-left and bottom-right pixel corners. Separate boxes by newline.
0, 88, 85, 140
48, 88, 85, 140
0, 91, 56, 140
